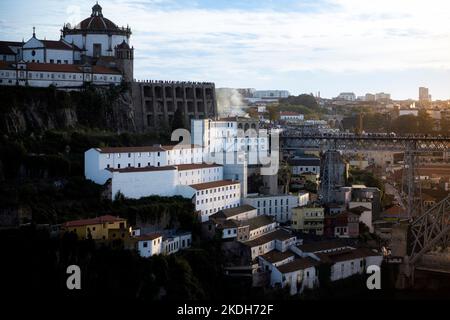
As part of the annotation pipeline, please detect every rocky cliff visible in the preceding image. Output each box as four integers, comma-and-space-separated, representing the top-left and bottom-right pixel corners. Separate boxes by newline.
0, 85, 137, 135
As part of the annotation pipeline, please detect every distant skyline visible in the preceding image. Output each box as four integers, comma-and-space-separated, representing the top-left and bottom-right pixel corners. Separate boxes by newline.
1, 0, 450, 100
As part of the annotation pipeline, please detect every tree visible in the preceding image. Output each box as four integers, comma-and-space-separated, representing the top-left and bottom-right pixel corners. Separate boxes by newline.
279, 94, 319, 109
267, 106, 279, 122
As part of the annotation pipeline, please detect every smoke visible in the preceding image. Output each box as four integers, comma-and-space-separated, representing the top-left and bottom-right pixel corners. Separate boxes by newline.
216, 88, 248, 117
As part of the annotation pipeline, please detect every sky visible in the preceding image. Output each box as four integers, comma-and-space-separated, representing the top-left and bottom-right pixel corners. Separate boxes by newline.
1, 0, 450, 100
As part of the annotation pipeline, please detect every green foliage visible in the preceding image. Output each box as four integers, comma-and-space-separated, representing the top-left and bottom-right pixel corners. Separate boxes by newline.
279, 94, 319, 109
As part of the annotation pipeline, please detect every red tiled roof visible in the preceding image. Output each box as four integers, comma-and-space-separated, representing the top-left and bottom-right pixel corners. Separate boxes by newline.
297, 240, 349, 253
22, 63, 121, 75
162, 144, 202, 150
0, 61, 14, 70
242, 229, 295, 247
135, 233, 162, 241
259, 250, 294, 264
318, 247, 380, 263
190, 179, 240, 191
276, 257, 319, 273
96, 146, 165, 153
63, 215, 125, 227
176, 163, 222, 171
280, 111, 303, 116
41, 40, 81, 51
0, 41, 17, 55
106, 165, 177, 173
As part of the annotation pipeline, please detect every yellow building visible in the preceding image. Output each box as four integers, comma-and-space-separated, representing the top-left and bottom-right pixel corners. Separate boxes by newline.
291, 206, 324, 235
63, 215, 128, 240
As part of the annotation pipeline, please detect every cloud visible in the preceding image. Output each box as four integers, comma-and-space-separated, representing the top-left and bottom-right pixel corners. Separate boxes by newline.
1, 0, 450, 98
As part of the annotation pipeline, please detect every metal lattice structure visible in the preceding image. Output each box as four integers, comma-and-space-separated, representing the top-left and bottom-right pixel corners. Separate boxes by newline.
320, 150, 347, 203
281, 134, 450, 152
408, 195, 450, 265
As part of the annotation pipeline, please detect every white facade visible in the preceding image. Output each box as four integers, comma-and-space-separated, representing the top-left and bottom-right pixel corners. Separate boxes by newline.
270, 263, 317, 295
22, 37, 80, 64
137, 234, 164, 258
243, 194, 300, 223
191, 118, 269, 167
253, 90, 290, 99
137, 232, 192, 258
337, 92, 356, 101
84, 146, 203, 185
188, 181, 241, 222
280, 112, 304, 122
0, 62, 121, 88
110, 167, 178, 199
349, 201, 373, 232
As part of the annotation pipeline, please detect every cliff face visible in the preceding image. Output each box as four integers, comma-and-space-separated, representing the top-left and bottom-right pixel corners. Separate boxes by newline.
0, 85, 137, 135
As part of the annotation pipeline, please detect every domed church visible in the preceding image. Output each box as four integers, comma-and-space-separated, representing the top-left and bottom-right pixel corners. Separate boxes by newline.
62, 2, 132, 59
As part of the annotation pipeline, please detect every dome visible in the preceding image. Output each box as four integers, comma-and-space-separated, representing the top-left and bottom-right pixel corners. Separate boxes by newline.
76, 3, 119, 31
64, 3, 131, 36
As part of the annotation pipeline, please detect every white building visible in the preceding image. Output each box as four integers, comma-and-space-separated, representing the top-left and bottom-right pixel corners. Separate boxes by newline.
84, 145, 203, 185
191, 117, 269, 166
136, 232, 192, 258
269, 257, 318, 295
336, 92, 356, 101
253, 90, 290, 99
181, 180, 241, 222
243, 193, 301, 223
22, 31, 82, 64
0, 3, 133, 89
399, 108, 419, 117
0, 60, 121, 88
62, 3, 131, 58
288, 157, 320, 176
280, 112, 304, 123
243, 229, 297, 260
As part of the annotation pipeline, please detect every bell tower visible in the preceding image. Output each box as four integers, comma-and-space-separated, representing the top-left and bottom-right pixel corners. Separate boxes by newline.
114, 40, 134, 82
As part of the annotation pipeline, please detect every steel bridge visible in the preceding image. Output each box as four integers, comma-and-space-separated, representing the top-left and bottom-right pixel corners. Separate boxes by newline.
281, 133, 450, 152
280, 132, 450, 286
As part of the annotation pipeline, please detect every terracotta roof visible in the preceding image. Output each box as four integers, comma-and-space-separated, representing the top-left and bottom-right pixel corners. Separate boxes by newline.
63, 215, 125, 227
135, 233, 162, 241
318, 248, 380, 263
243, 229, 295, 247
161, 144, 202, 150
211, 205, 256, 219
383, 205, 406, 216
246, 215, 275, 231
0, 41, 17, 55
297, 240, 349, 253
349, 206, 370, 214
106, 165, 177, 173
259, 250, 294, 264
22, 63, 121, 75
41, 40, 81, 51
96, 146, 165, 153
176, 163, 222, 171
0, 61, 14, 70
276, 257, 319, 273
189, 180, 240, 191
280, 111, 303, 116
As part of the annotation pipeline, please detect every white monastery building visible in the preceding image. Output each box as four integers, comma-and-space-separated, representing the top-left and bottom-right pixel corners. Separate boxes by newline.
0, 3, 133, 88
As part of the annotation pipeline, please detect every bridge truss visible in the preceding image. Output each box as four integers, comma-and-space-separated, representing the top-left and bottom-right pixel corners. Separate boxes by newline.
409, 195, 450, 265
282, 134, 450, 214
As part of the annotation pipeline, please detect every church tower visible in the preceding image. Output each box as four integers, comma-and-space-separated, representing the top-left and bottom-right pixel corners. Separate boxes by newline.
114, 40, 134, 82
